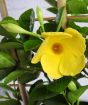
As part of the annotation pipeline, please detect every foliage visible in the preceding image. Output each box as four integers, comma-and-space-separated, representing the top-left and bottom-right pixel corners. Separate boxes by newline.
0, 0, 88, 105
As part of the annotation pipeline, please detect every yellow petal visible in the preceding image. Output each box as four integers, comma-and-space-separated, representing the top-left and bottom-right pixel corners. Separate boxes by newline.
42, 32, 72, 39
31, 40, 46, 63
64, 28, 86, 55
41, 53, 63, 79
59, 51, 85, 76
65, 28, 83, 38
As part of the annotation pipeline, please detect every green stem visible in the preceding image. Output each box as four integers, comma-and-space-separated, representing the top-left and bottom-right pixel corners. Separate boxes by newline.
63, 91, 71, 105
24, 30, 42, 38
77, 99, 80, 105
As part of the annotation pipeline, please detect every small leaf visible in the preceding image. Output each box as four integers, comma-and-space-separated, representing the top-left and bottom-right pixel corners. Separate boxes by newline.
19, 9, 35, 32
37, 22, 57, 33
47, 76, 72, 93
24, 38, 42, 51
0, 52, 16, 69
18, 67, 40, 84
4, 70, 26, 84
67, 86, 88, 104
29, 85, 58, 101
45, 0, 57, 7
56, 7, 65, 32
47, 7, 58, 14
0, 42, 23, 50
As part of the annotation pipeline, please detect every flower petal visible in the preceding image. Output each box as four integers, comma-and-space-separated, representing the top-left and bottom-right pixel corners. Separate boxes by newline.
42, 32, 72, 39
65, 28, 83, 38
59, 51, 85, 76
65, 28, 86, 53
41, 53, 63, 79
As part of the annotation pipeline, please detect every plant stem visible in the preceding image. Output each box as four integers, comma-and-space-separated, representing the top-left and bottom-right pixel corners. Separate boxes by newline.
18, 83, 28, 105
24, 30, 42, 38
57, 0, 67, 29
77, 99, 80, 105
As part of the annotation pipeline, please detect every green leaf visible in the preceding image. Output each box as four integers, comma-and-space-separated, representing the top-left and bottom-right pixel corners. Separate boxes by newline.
29, 85, 58, 102
4, 70, 26, 84
17, 49, 30, 68
45, 0, 57, 7
37, 21, 57, 33
18, 68, 40, 84
0, 42, 23, 50
47, 76, 72, 93
24, 38, 42, 51
44, 95, 67, 105
0, 52, 16, 69
19, 9, 35, 32
67, 0, 88, 14
47, 7, 58, 14
29, 80, 43, 94
0, 99, 21, 105
67, 86, 88, 104
56, 7, 65, 32
0, 68, 13, 80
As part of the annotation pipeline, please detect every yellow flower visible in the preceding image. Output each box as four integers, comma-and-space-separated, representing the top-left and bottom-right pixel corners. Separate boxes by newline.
31, 28, 86, 79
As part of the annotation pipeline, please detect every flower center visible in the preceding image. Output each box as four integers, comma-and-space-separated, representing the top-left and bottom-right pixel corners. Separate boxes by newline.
52, 43, 63, 54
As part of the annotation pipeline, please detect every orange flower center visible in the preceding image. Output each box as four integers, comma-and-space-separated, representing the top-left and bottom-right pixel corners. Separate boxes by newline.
52, 43, 63, 54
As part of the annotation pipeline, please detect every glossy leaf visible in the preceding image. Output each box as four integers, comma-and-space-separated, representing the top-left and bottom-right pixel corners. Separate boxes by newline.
19, 9, 35, 32
67, 86, 88, 104
37, 22, 57, 33
47, 76, 72, 93
18, 70, 40, 84
24, 38, 42, 51
45, 0, 57, 7
4, 70, 26, 84
0, 52, 16, 69
47, 7, 58, 14
29, 85, 58, 102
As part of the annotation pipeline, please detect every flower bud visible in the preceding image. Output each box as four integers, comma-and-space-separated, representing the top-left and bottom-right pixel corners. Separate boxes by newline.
68, 81, 77, 91
36, 6, 45, 32
1, 23, 29, 34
